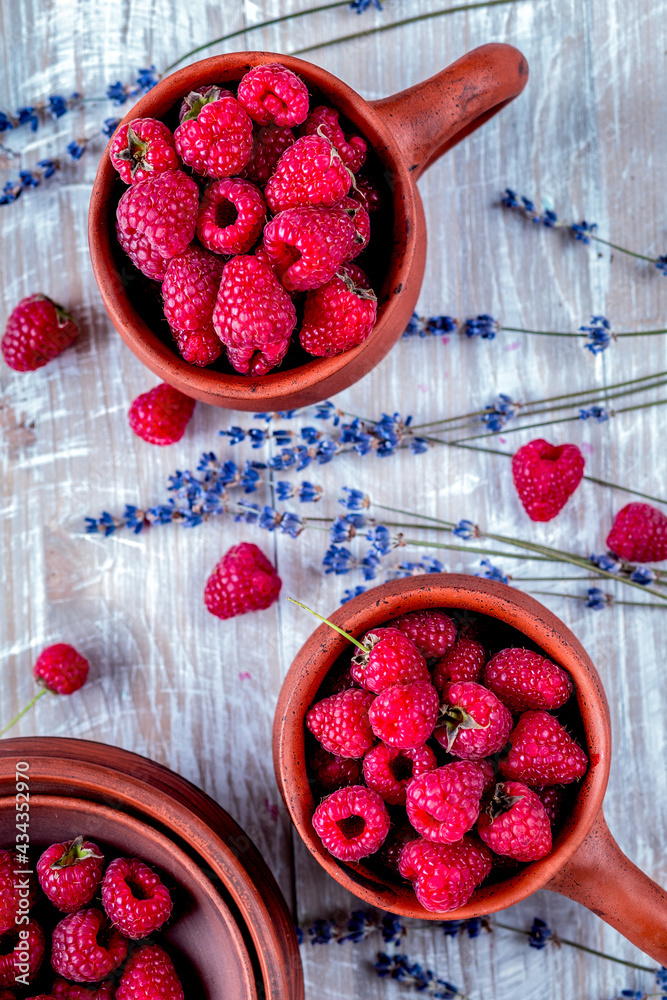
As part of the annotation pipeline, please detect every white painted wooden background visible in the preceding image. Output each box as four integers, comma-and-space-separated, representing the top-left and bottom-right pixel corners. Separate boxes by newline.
2, 1, 666, 998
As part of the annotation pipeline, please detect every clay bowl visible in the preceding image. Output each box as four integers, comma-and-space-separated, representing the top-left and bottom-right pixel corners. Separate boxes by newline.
273, 574, 667, 964
88, 45, 528, 411
0, 739, 303, 1000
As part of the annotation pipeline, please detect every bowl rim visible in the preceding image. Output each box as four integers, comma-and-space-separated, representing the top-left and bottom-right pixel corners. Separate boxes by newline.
273, 573, 611, 918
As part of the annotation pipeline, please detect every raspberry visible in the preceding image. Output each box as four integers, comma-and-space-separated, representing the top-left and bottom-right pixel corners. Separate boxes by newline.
363, 742, 436, 805
335, 199, 370, 262
432, 635, 486, 694
300, 105, 367, 172
477, 780, 553, 861
350, 626, 429, 693
312, 785, 389, 861
0, 920, 45, 986
265, 134, 352, 213
162, 247, 224, 360
512, 439, 585, 522
483, 648, 573, 712
306, 687, 375, 758
300, 266, 377, 357
116, 944, 184, 1000
390, 609, 457, 661
534, 784, 563, 826
262, 205, 358, 292
196, 178, 266, 256
37, 837, 104, 913
174, 88, 253, 178
368, 681, 439, 749
34, 643, 89, 695
116, 171, 199, 280
309, 746, 362, 791
435, 681, 513, 760
172, 327, 222, 367
128, 383, 195, 446
2, 294, 77, 372
177, 85, 220, 123
0, 849, 35, 933
109, 118, 179, 184
101, 858, 172, 939
499, 710, 588, 786
478, 757, 497, 794
204, 542, 281, 620
237, 64, 309, 127
350, 174, 381, 213
606, 502, 667, 563
212, 255, 297, 375
51, 909, 127, 983
399, 836, 492, 912
51, 980, 116, 1000
405, 762, 485, 843
241, 124, 295, 186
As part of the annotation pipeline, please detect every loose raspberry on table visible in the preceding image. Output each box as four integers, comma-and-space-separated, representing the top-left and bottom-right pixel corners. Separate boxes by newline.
101, 858, 172, 939
34, 643, 89, 695
350, 626, 429, 693
300, 265, 377, 357
51, 908, 127, 983
406, 762, 485, 843
390, 609, 457, 661
197, 178, 266, 256
432, 635, 486, 694
300, 105, 367, 172
309, 746, 362, 791
2, 294, 78, 372
512, 439, 585, 522
0, 849, 35, 933
477, 780, 553, 861
363, 742, 436, 805
499, 710, 588, 786
237, 63, 309, 127
174, 88, 253, 178
241, 124, 295, 186
435, 681, 513, 760
312, 785, 389, 861
368, 681, 439, 749
0, 920, 45, 986
116, 944, 184, 1000
204, 542, 281, 620
37, 836, 104, 913
606, 502, 667, 563
116, 170, 199, 280
399, 836, 492, 912
483, 648, 573, 712
306, 687, 375, 758
265, 134, 353, 213
51, 980, 116, 1000
262, 205, 358, 292
212, 254, 297, 375
162, 247, 224, 349
109, 118, 179, 184
534, 784, 564, 826
128, 383, 195, 446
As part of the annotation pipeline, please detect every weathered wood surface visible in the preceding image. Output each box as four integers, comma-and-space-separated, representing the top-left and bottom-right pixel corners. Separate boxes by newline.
1, 1, 666, 997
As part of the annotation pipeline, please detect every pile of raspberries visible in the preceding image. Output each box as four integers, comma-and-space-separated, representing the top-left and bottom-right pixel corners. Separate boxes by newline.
305, 608, 588, 912
110, 62, 380, 375
0, 836, 184, 998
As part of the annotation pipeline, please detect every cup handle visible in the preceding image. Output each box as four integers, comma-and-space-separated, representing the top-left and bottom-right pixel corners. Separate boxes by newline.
369, 42, 528, 179
547, 811, 667, 964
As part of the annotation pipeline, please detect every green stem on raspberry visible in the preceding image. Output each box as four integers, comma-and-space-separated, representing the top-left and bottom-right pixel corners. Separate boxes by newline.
0, 688, 49, 738
287, 597, 367, 651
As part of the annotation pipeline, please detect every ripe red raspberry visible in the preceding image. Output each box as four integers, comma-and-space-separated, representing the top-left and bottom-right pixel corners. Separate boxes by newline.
51, 908, 127, 983
334, 199, 370, 261
350, 174, 381, 213
309, 746, 362, 791
212, 255, 297, 375
37, 837, 104, 913
405, 762, 485, 843
116, 170, 199, 281
128, 383, 195, 446
363, 742, 436, 805
306, 687, 375, 758
534, 784, 563, 826
116, 944, 184, 1000
606, 502, 667, 562
512, 439, 585, 522
204, 542, 281, 620
0, 920, 45, 986
2, 295, 77, 372
368, 681, 439, 749
390, 609, 457, 661
477, 780, 552, 861
34, 643, 89, 695
109, 118, 179, 184
262, 206, 358, 292
241, 124, 295, 186
300, 105, 367, 172
312, 785, 389, 861
399, 836, 492, 912
237, 64, 309, 127
174, 88, 253, 178
265, 134, 353, 213
162, 247, 224, 351
101, 858, 172, 939
483, 648, 572, 712
300, 266, 377, 357
0, 849, 35, 933
499, 710, 588, 786
172, 327, 221, 367
433, 635, 486, 694
51, 979, 116, 1000
350, 626, 429, 693
197, 178, 266, 256
435, 680, 513, 760
478, 757, 497, 794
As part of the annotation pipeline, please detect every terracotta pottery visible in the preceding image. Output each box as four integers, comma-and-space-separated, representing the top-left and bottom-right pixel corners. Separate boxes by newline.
88, 45, 528, 411
273, 574, 667, 964
0, 738, 303, 1000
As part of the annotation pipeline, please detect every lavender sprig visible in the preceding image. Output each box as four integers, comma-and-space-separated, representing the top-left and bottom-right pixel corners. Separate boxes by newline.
375, 953, 469, 999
